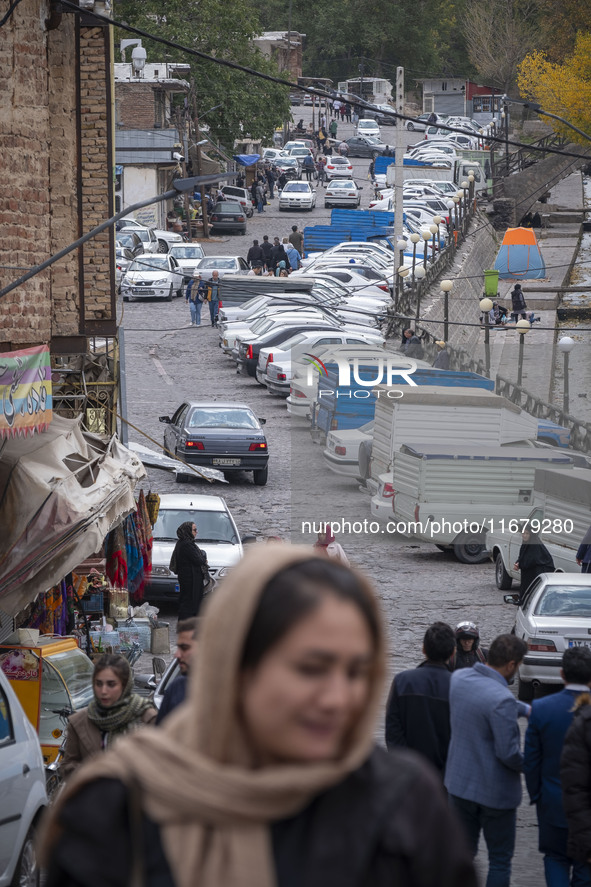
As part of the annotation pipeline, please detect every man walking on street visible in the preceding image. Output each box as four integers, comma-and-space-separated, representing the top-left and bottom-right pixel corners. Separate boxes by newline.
261, 235, 273, 272
289, 225, 303, 255
255, 179, 266, 214
246, 239, 264, 269
208, 270, 221, 327
525, 647, 591, 887
445, 634, 530, 887
265, 165, 276, 199
155, 618, 199, 724
385, 621, 455, 774
329, 118, 338, 141
270, 237, 289, 273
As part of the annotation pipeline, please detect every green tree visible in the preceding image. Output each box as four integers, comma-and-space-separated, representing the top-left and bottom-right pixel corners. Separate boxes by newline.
114, 0, 291, 148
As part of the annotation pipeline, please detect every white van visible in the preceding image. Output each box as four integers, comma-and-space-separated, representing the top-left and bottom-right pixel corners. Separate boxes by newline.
0, 669, 47, 886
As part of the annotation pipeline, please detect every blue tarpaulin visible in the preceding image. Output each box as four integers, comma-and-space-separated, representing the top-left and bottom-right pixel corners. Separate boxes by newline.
233, 154, 260, 167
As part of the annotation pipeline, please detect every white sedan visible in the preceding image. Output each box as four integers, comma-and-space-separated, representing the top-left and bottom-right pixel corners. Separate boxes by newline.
324, 156, 354, 180
279, 180, 317, 211
121, 254, 184, 301
324, 180, 361, 208
117, 217, 183, 248
505, 574, 591, 700
357, 119, 381, 139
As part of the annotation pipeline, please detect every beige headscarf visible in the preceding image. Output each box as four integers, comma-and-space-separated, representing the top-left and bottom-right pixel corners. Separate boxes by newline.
43, 543, 385, 887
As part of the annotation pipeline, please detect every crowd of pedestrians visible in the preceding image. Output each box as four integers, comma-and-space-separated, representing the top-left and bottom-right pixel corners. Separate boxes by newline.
242, 225, 305, 275
40, 539, 591, 887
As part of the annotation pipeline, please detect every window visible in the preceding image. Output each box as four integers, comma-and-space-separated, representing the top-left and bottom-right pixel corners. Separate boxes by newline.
171, 403, 189, 425
441, 82, 447, 91
0, 686, 14, 747
154, 89, 166, 129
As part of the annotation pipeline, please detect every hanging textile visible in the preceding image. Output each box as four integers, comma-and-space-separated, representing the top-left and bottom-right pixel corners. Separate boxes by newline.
105, 521, 127, 589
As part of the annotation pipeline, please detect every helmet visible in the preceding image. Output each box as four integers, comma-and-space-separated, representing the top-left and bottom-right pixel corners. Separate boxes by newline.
456, 621, 480, 648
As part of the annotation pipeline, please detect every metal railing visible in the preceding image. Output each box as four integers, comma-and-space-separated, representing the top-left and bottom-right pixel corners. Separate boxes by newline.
52, 337, 118, 436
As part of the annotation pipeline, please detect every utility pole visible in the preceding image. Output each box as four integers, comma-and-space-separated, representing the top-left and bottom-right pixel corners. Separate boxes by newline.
192, 96, 209, 238
358, 62, 364, 102
175, 108, 192, 242
393, 66, 405, 262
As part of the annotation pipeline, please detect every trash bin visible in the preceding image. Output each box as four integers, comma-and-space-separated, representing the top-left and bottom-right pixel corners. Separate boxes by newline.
484, 269, 499, 297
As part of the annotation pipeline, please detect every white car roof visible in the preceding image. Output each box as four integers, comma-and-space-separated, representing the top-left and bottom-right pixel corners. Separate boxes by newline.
157, 493, 229, 512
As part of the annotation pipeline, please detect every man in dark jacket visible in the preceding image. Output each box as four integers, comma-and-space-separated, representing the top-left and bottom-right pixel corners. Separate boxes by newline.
260, 234, 273, 271
402, 328, 424, 360
270, 236, 289, 272
561, 680, 591, 870
526, 647, 591, 886
289, 225, 304, 254
155, 617, 199, 724
385, 621, 455, 773
246, 239, 264, 269
432, 340, 450, 370
510, 283, 527, 322
450, 621, 489, 670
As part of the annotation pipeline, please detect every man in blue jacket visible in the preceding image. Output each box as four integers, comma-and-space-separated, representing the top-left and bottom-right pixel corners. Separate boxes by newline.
385, 621, 455, 774
445, 634, 529, 887
155, 617, 198, 724
524, 647, 591, 887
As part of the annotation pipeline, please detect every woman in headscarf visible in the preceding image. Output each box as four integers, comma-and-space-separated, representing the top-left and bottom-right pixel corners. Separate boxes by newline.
43, 545, 476, 887
576, 524, 591, 573
513, 527, 555, 599
60, 654, 157, 780
314, 523, 350, 565
170, 521, 208, 620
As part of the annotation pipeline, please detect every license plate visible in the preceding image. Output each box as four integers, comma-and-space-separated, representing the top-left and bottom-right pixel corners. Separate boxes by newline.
568, 639, 591, 648
133, 288, 154, 294
213, 458, 241, 466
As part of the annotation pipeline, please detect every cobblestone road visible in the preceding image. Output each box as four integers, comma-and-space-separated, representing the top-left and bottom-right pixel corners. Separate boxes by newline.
124, 106, 544, 885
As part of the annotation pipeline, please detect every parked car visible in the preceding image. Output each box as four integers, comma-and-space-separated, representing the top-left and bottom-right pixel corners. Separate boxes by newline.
121, 254, 184, 301
345, 136, 388, 158
220, 185, 254, 218
116, 218, 183, 249
121, 225, 169, 254
405, 113, 448, 131
324, 156, 354, 180
168, 243, 206, 284
144, 493, 245, 602
160, 401, 269, 485
323, 419, 375, 478
273, 156, 301, 180
209, 200, 247, 234
0, 668, 47, 887
195, 255, 249, 281
365, 105, 397, 126
357, 119, 381, 139
324, 180, 362, 208
287, 147, 315, 162
261, 147, 287, 162
278, 180, 317, 211
504, 573, 591, 700
115, 243, 136, 290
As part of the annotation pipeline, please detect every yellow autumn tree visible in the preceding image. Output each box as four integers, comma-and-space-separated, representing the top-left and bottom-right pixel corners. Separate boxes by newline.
517, 32, 591, 145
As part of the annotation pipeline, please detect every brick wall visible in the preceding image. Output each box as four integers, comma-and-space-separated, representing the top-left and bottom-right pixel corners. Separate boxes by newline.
117, 83, 159, 130
0, 3, 114, 350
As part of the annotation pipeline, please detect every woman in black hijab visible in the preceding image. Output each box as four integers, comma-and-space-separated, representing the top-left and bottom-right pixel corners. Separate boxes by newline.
169, 521, 208, 620
514, 527, 555, 600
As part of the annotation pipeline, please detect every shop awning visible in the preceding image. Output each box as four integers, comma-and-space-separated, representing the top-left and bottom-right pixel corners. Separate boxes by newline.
233, 154, 260, 166
0, 414, 146, 617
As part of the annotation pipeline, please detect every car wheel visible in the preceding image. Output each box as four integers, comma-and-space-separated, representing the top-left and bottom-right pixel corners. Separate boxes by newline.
453, 534, 489, 564
157, 239, 169, 254
407, 122, 415, 131
176, 288, 183, 298
123, 295, 129, 302
253, 467, 268, 486
166, 284, 173, 302
11, 826, 39, 887
518, 675, 535, 703
495, 553, 513, 590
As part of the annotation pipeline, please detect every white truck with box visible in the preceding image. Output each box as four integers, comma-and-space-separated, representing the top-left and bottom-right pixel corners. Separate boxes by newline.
487, 466, 591, 588
385, 443, 573, 563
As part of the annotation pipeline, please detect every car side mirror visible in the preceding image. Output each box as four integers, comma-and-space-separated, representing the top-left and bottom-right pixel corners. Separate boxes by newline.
504, 593, 520, 606
358, 186, 364, 190
258, 418, 267, 425
159, 415, 171, 424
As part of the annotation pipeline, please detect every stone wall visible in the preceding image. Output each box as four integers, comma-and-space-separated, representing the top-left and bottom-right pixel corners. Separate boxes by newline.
420, 214, 501, 354
0, 2, 114, 351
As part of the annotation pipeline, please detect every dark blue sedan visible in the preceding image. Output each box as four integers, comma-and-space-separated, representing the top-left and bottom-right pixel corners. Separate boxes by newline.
160, 401, 269, 485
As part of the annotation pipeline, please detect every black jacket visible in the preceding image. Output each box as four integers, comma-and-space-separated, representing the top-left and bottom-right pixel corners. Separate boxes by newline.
510, 287, 527, 312
260, 240, 273, 263
385, 661, 451, 773
246, 245, 264, 267
154, 675, 188, 725
170, 538, 207, 620
517, 540, 554, 596
561, 694, 591, 861
270, 243, 289, 271
46, 747, 477, 887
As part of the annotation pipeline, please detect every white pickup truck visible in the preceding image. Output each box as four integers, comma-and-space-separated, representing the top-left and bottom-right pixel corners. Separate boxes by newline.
487, 466, 590, 588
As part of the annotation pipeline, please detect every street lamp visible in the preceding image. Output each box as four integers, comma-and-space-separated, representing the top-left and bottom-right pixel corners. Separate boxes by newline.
429, 223, 438, 263
558, 336, 575, 414
452, 195, 460, 233
468, 173, 475, 204
441, 279, 453, 341
414, 264, 426, 322
409, 232, 421, 284
516, 319, 531, 387
479, 296, 493, 376
460, 181, 469, 218
395, 237, 408, 307
421, 229, 431, 269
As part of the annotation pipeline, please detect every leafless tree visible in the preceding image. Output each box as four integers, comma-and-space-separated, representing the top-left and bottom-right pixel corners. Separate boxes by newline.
463, 0, 539, 94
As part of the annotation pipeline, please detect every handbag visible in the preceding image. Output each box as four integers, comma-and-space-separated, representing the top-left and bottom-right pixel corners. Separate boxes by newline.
201, 561, 213, 592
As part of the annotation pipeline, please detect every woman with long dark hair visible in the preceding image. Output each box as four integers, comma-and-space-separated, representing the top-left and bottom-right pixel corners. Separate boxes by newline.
170, 521, 208, 620
44, 545, 476, 887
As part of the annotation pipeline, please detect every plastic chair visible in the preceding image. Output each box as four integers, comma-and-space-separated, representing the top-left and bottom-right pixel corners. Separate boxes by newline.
152, 657, 166, 684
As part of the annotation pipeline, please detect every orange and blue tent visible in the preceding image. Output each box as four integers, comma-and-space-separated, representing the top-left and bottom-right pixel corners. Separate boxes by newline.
493, 227, 546, 279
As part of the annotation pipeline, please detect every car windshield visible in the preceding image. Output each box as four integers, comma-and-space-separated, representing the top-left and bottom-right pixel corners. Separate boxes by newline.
198, 258, 236, 269
153, 508, 239, 544
118, 233, 139, 247
134, 230, 150, 242
535, 587, 591, 617
329, 181, 355, 189
188, 408, 259, 430
129, 257, 167, 271
331, 158, 348, 164
216, 202, 242, 212
284, 183, 310, 192
171, 246, 204, 259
